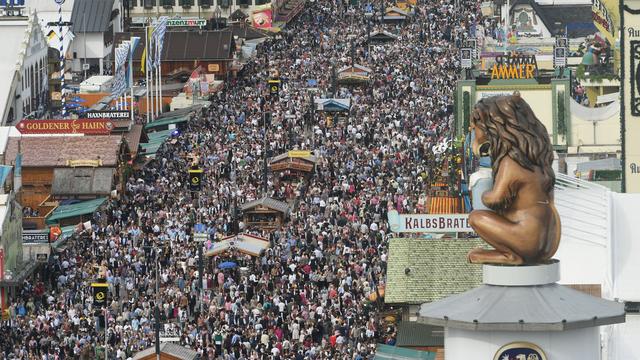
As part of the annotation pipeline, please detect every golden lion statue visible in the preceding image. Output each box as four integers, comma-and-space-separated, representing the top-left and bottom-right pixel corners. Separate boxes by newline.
467, 93, 561, 265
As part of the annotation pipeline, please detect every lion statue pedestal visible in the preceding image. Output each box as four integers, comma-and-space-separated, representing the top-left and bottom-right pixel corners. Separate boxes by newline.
417, 260, 625, 360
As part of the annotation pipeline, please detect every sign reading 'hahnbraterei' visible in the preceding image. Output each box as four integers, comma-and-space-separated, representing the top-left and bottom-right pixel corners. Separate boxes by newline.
86, 110, 130, 119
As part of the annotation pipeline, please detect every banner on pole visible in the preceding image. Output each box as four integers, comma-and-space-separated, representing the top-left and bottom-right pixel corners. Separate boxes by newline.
268, 79, 280, 96
91, 282, 108, 306
188, 168, 203, 192
152, 17, 168, 68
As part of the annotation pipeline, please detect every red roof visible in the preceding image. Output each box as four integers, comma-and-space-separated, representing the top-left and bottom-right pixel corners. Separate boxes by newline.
428, 196, 461, 214
4, 135, 125, 167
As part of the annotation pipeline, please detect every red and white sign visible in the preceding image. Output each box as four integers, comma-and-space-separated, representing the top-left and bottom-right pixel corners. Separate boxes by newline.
16, 119, 115, 135
387, 210, 473, 233
252, 8, 273, 29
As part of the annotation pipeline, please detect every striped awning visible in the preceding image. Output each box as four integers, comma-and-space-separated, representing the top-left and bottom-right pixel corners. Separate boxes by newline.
428, 197, 461, 214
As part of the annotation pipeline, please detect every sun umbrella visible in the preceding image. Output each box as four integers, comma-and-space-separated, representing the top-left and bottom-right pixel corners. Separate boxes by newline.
71, 96, 87, 103
218, 261, 237, 269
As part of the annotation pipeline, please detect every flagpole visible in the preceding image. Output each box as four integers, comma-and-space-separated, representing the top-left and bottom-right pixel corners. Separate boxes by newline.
148, 29, 154, 122
130, 44, 134, 122
145, 26, 150, 123
149, 63, 154, 121
58, 1, 66, 118
155, 39, 160, 117
159, 49, 163, 114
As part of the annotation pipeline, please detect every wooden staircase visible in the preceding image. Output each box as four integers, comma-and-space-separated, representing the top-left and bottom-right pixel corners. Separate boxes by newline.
274, 0, 305, 23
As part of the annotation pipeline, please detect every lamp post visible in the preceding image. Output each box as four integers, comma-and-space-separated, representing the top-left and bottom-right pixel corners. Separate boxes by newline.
349, 34, 356, 65
143, 243, 161, 360
263, 110, 270, 196
154, 248, 161, 360
504, 0, 510, 52
365, 8, 373, 60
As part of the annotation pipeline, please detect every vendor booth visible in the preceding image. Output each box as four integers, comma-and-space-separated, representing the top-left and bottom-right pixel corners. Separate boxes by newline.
269, 150, 318, 179
368, 30, 399, 43
315, 98, 351, 126
337, 64, 372, 85
382, 7, 411, 22
240, 197, 290, 230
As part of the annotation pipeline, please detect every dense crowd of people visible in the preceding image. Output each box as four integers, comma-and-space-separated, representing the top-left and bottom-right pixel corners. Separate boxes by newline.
1, 0, 478, 358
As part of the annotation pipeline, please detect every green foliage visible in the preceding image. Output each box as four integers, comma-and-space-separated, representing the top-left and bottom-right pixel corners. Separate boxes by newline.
576, 64, 585, 79
453, 135, 465, 150
453, 90, 458, 128
593, 169, 622, 181
557, 91, 566, 137
463, 91, 470, 132
575, 64, 619, 82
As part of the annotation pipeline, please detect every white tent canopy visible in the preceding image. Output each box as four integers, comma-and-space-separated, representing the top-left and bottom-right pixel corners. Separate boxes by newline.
205, 233, 270, 257
570, 98, 619, 122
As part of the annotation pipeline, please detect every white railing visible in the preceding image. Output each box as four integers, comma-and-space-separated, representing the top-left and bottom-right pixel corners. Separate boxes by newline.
555, 173, 611, 247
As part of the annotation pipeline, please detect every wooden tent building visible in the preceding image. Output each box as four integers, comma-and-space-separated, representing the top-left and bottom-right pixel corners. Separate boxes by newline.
269, 151, 318, 179
240, 197, 289, 230
337, 64, 373, 84
382, 7, 412, 22
368, 30, 399, 43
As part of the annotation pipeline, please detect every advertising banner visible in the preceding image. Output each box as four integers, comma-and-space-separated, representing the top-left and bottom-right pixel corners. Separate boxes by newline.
16, 120, 114, 135
167, 19, 206, 27
593, 0, 620, 45
91, 282, 108, 306
268, 79, 281, 96
387, 210, 473, 233
252, 7, 273, 29
288, 150, 312, 158
623, 1, 640, 192
188, 168, 203, 192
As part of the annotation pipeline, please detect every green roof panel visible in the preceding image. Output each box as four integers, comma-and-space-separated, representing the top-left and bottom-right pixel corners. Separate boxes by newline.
144, 115, 189, 130
46, 197, 108, 224
384, 238, 486, 304
140, 142, 163, 155
396, 321, 444, 347
147, 128, 174, 140
375, 344, 436, 360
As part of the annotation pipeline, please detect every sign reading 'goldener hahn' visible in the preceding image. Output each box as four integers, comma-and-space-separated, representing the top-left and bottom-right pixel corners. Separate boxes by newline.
16, 119, 114, 135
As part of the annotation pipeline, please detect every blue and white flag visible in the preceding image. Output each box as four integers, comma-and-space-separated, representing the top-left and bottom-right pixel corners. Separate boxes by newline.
130, 37, 141, 60
152, 16, 168, 68
112, 41, 131, 97
116, 41, 130, 70
128, 36, 140, 86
